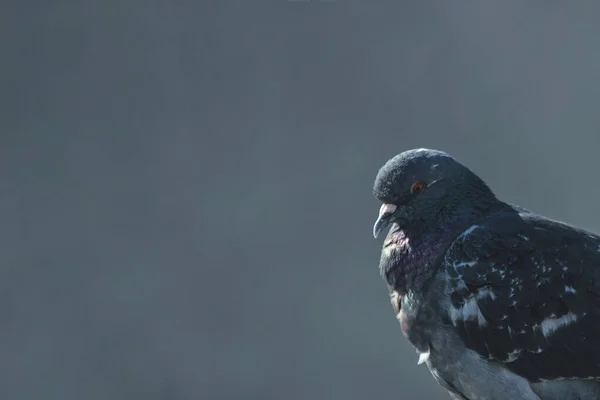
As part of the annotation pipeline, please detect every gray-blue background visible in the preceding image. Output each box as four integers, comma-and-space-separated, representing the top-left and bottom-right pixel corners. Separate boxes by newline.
2, 2, 600, 399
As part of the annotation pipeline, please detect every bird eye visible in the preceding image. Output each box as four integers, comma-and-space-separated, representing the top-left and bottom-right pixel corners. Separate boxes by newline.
411, 182, 426, 194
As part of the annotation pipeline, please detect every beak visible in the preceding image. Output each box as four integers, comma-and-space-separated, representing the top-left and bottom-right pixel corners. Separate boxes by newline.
373, 203, 398, 238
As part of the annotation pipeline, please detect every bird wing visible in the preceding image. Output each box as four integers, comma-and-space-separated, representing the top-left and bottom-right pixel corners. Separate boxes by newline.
443, 209, 600, 382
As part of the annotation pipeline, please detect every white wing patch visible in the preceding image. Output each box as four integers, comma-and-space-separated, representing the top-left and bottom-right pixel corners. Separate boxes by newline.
504, 349, 523, 363
459, 224, 480, 239
477, 287, 496, 300
540, 312, 578, 338
449, 287, 496, 328
564, 285, 577, 294
450, 296, 487, 328
453, 260, 477, 269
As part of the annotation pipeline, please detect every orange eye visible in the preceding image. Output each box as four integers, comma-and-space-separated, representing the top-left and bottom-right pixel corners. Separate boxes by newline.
411, 182, 426, 194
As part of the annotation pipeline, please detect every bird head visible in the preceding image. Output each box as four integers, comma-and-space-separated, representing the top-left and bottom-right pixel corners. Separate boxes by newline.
372, 148, 497, 238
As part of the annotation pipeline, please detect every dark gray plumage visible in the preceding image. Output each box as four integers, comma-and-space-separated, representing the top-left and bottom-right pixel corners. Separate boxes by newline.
372, 148, 600, 400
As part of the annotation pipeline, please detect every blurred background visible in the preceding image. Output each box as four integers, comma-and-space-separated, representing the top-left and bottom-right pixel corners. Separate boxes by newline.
2, 1, 600, 399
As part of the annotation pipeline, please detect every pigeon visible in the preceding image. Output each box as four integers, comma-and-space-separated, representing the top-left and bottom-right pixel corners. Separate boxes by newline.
372, 148, 600, 400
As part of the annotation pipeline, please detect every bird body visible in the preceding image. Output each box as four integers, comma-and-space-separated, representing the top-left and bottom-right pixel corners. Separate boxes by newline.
372, 149, 600, 399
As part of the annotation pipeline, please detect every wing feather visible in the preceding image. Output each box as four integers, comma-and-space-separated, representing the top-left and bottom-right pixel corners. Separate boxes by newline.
444, 210, 600, 381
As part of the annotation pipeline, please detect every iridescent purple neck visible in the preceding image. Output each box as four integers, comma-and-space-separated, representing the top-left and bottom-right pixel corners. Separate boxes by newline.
379, 220, 470, 296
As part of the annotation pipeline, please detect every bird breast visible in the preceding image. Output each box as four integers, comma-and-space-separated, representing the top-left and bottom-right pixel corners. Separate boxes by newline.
383, 229, 410, 259
391, 290, 414, 339
384, 228, 410, 248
